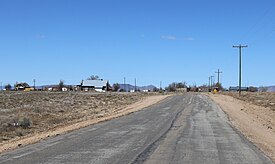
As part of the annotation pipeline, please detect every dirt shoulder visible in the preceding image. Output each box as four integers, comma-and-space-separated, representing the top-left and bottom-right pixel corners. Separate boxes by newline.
207, 93, 275, 162
0, 93, 169, 154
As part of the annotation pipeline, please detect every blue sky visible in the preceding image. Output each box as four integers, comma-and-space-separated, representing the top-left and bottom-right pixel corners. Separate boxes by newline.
0, 0, 274, 88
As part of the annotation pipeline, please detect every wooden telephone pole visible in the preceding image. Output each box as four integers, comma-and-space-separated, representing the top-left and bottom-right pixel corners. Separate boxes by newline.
233, 44, 248, 96
215, 69, 222, 85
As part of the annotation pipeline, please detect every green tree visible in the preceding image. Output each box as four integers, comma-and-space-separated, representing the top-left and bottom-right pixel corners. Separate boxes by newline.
214, 83, 223, 91
153, 87, 159, 92
112, 83, 120, 92
5, 84, 12, 91
58, 80, 65, 91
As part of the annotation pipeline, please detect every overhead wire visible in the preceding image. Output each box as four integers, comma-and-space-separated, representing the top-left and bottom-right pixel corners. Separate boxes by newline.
241, 2, 275, 45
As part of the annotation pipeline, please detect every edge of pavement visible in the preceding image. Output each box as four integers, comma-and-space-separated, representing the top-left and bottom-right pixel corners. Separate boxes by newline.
205, 93, 275, 162
0, 94, 171, 154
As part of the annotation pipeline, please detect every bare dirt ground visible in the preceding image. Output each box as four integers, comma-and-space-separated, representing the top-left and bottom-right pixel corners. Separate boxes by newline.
0, 92, 168, 153
208, 92, 275, 162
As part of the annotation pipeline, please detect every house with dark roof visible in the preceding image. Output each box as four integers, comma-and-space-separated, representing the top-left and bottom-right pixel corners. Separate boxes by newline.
78, 79, 111, 92
15, 82, 33, 91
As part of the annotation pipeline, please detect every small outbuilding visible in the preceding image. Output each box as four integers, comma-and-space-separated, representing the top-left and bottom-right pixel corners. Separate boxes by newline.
229, 86, 249, 92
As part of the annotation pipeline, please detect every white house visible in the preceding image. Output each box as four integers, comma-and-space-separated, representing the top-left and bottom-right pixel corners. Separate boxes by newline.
78, 79, 110, 92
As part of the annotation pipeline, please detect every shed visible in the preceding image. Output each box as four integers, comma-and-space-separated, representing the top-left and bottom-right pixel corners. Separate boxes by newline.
229, 86, 249, 92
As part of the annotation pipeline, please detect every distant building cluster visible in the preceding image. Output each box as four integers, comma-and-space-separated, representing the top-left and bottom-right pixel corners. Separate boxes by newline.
1, 79, 112, 93
0, 79, 271, 93
229, 87, 249, 92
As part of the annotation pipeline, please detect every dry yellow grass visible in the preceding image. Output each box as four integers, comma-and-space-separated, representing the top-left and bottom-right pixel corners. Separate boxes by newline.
222, 92, 275, 111
0, 92, 160, 143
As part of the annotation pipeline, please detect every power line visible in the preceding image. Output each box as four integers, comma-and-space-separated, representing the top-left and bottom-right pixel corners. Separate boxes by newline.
233, 44, 248, 96
241, 3, 275, 45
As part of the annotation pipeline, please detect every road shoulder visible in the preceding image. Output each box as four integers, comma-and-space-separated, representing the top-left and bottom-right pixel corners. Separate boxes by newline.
207, 93, 275, 162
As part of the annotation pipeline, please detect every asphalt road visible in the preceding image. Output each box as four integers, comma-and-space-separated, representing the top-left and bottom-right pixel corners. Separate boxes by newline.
0, 94, 273, 164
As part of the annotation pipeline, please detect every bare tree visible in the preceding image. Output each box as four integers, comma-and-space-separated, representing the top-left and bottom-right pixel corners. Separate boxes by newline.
87, 75, 100, 80
176, 82, 187, 88
165, 82, 188, 92
248, 86, 258, 92
165, 83, 176, 92
259, 86, 268, 92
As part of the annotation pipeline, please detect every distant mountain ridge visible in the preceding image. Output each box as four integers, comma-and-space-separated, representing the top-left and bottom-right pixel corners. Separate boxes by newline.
118, 84, 157, 92
267, 86, 275, 92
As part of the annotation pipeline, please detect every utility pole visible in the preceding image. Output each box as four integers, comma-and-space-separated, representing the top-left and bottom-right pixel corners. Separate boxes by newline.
160, 81, 162, 90
208, 76, 211, 91
210, 76, 214, 91
124, 77, 126, 92
134, 78, 137, 92
33, 79, 36, 91
215, 69, 222, 85
233, 44, 248, 96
